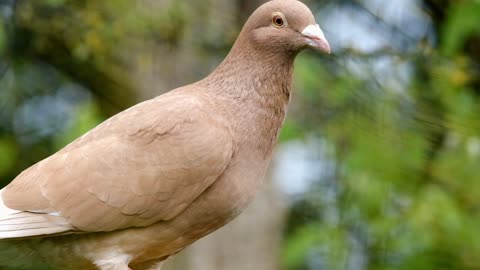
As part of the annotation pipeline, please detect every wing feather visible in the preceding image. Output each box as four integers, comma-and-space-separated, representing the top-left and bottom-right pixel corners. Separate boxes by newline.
0, 93, 233, 239
0, 190, 73, 238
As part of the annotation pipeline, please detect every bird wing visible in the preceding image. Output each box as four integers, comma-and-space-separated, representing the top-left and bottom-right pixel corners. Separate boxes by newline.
0, 93, 233, 239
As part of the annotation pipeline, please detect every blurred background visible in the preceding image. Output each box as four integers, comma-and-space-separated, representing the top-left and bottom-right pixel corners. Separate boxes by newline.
0, 0, 479, 269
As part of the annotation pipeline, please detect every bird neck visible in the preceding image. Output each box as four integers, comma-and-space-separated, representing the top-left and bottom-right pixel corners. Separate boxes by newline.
200, 32, 296, 106
197, 33, 297, 159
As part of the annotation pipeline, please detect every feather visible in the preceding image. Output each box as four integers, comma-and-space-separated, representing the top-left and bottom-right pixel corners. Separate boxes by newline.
0, 190, 72, 239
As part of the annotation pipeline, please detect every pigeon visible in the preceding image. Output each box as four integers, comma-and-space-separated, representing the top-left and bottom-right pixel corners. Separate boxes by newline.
0, 0, 330, 269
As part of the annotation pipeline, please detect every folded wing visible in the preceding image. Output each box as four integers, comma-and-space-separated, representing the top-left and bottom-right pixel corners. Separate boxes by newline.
0, 94, 233, 238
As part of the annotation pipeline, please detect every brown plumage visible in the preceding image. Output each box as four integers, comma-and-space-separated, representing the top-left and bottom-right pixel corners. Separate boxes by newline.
0, 0, 330, 269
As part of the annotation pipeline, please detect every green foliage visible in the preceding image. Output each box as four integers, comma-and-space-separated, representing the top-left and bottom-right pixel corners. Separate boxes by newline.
0, 21, 6, 55
282, 1, 480, 268
279, 119, 305, 142
282, 223, 324, 269
442, 0, 480, 56
283, 223, 350, 270
0, 137, 18, 178
53, 101, 104, 150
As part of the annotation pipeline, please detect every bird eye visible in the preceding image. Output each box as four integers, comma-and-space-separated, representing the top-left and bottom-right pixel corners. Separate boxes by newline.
273, 15, 285, 27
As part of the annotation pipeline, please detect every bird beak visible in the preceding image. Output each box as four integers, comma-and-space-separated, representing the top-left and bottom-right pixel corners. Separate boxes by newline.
302, 24, 331, 54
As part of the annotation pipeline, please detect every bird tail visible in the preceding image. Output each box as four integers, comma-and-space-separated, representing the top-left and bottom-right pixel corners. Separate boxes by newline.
0, 189, 72, 239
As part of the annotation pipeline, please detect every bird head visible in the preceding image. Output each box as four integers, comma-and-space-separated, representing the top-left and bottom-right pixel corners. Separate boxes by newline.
242, 0, 331, 54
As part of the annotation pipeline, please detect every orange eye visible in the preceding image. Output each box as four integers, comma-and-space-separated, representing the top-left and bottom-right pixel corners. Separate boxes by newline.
273, 15, 285, 27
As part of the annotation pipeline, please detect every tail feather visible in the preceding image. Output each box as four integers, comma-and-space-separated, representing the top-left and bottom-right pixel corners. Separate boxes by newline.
0, 190, 73, 239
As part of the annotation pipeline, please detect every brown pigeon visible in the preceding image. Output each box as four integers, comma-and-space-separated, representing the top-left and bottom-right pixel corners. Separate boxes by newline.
0, 0, 330, 269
